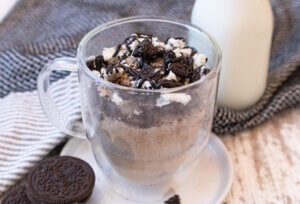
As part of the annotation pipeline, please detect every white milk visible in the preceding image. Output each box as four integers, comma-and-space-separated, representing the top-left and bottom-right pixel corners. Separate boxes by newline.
191, 0, 273, 110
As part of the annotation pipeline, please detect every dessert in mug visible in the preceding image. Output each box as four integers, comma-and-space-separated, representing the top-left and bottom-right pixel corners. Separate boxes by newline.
84, 33, 211, 183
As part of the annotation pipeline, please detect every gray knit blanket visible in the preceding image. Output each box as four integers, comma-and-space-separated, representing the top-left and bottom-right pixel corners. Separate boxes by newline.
0, 0, 299, 195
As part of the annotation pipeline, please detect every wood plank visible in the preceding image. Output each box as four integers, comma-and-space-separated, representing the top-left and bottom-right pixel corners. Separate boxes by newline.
222, 108, 300, 203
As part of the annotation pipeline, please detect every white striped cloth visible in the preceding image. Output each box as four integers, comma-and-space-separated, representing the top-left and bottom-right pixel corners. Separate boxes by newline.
0, 73, 81, 194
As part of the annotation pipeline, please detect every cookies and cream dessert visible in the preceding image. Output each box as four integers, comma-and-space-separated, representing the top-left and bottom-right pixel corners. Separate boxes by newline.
83, 33, 213, 184
86, 33, 210, 90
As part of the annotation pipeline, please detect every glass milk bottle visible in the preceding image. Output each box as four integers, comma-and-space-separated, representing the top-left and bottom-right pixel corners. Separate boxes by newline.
191, 0, 273, 110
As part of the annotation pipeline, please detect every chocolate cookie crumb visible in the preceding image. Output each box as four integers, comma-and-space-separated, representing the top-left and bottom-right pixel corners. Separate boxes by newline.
164, 194, 181, 204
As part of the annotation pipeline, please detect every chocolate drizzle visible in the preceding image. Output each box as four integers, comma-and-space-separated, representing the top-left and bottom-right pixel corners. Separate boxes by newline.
121, 64, 139, 77
125, 35, 137, 51
86, 33, 211, 89
113, 44, 122, 57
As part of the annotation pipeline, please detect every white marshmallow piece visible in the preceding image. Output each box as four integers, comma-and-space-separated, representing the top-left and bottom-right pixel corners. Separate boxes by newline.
103, 47, 116, 61
166, 38, 185, 50
152, 37, 165, 48
193, 53, 207, 68
141, 80, 152, 89
173, 48, 182, 58
164, 71, 177, 81
180, 48, 192, 57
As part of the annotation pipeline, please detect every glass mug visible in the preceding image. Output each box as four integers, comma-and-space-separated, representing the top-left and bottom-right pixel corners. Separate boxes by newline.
37, 16, 221, 202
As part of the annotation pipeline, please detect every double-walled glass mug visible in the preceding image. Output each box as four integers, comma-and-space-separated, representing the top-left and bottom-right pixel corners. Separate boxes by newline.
37, 16, 221, 202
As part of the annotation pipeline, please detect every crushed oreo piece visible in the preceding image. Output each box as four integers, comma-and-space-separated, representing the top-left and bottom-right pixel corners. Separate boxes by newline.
164, 194, 181, 204
86, 33, 211, 89
191, 67, 202, 82
169, 62, 187, 78
86, 60, 95, 70
95, 55, 106, 69
202, 67, 211, 75
159, 79, 182, 88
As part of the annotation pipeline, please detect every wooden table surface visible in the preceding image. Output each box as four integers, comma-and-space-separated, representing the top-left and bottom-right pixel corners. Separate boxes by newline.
222, 107, 300, 204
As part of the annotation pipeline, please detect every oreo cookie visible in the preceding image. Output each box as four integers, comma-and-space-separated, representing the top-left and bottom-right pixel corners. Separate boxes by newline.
2, 185, 33, 204
26, 156, 95, 204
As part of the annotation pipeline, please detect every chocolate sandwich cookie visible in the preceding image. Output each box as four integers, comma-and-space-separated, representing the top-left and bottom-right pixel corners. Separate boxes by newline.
26, 156, 95, 204
2, 185, 33, 204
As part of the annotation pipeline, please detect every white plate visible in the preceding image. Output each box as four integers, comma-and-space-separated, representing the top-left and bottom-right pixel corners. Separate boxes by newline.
60, 134, 233, 204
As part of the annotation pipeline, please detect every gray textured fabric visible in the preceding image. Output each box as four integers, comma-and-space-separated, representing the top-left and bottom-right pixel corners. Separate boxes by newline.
0, 0, 299, 135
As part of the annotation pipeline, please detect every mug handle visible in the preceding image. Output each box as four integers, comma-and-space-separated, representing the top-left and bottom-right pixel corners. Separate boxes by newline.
37, 57, 86, 138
